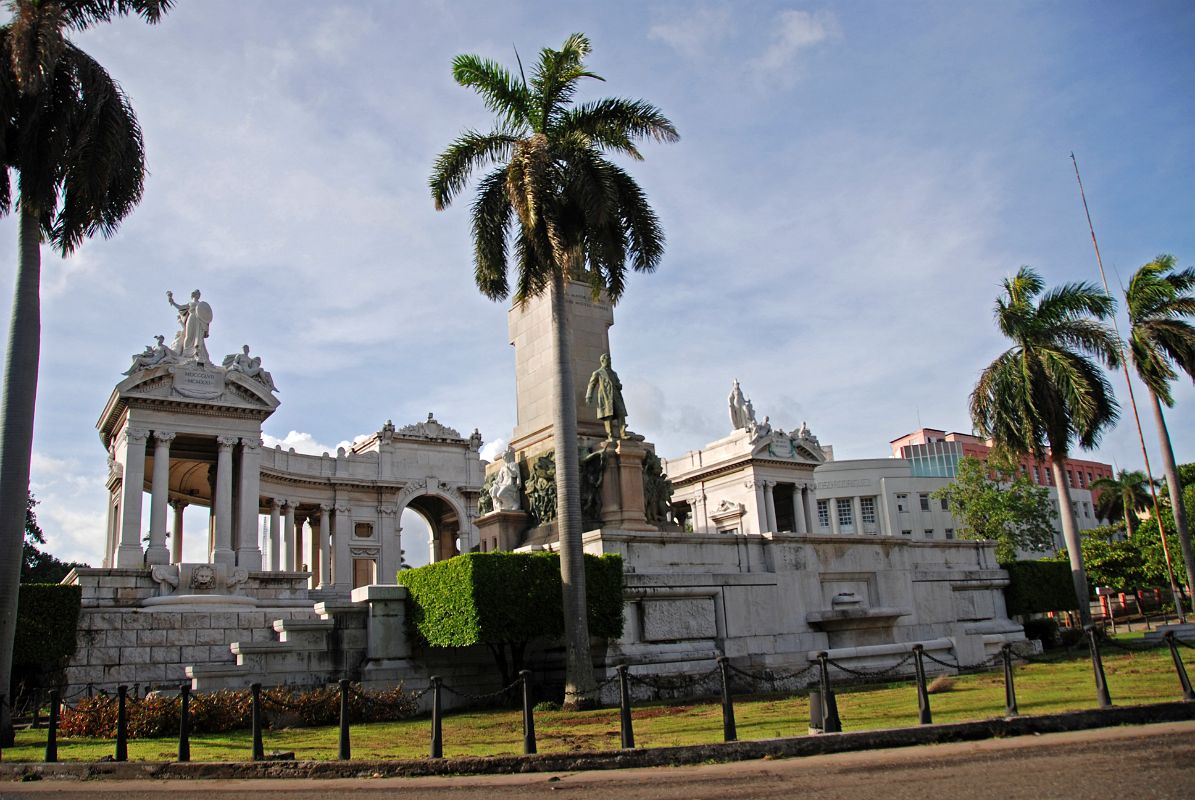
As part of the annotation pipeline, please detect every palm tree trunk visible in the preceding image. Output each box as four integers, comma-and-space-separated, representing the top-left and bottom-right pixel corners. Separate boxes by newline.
1149, 389, 1195, 597
1050, 457, 1092, 627
0, 205, 43, 746
549, 272, 596, 709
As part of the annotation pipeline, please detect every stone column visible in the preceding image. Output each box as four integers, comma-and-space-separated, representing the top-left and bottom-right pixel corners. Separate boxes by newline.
283, 500, 297, 570
268, 499, 282, 571
830, 498, 841, 534
333, 504, 352, 589
752, 481, 768, 535
377, 504, 398, 583
792, 487, 808, 534
212, 435, 238, 566
295, 513, 307, 571
236, 438, 263, 570
319, 503, 333, 589
852, 496, 864, 535
170, 499, 187, 564
801, 486, 815, 533
308, 506, 323, 589
115, 427, 150, 567
763, 481, 778, 533
145, 431, 175, 566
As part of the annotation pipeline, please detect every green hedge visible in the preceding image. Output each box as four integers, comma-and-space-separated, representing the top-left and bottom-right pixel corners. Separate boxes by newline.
14, 583, 82, 668
1003, 560, 1079, 616
398, 552, 624, 647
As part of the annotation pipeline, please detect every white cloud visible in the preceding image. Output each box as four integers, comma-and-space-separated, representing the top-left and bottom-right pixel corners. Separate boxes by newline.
648, 5, 732, 57
261, 430, 367, 455
754, 9, 839, 75
479, 436, 507, 463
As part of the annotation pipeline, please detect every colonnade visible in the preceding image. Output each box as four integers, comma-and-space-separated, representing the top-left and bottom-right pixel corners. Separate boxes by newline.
754, 479, 815, 534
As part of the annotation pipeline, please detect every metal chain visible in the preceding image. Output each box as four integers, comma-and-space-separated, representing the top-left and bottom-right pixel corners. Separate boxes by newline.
725, 661, 819, 686
441, 677, 522, 703
826, 652, 914, 678
346, 683, 422, 711
626, 666, 720, 691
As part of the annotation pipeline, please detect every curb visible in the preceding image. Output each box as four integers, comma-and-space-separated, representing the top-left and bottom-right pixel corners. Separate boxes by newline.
4, 700, 1193, 781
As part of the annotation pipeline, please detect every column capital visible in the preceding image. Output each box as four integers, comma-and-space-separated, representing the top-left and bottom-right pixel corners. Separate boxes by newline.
319, 502, 333, 512
153, 430, 177, 444
217, 435, 239, 449
378, 505, 398, 516
271, 497, 284, 509
168, 498, 188, 510
125, 427, 150, 444
335, 504, 352, 515
240, 437, 263, 451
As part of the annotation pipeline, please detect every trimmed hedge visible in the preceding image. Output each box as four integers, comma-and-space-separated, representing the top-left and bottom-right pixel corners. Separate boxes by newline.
1003, 560, 1080, 616
14, 583, 81, 668
398, 552, 624, 647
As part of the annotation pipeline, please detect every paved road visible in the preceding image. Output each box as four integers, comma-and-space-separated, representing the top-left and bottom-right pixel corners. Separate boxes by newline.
4, 721, 1194, 800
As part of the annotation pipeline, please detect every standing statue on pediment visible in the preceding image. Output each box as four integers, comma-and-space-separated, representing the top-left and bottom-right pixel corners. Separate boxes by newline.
167, 289, 213, 363
586, 353, 628, 441
728, 380, 749, 430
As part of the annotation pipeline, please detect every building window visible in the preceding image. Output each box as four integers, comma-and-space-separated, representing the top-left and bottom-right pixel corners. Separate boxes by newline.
939, 497, 948, 511
354, 522, 374, 539
919, 493, 931, 512
836, 498, 854, 529
901, 529, 912, 536
718, 527, 739, 535
1067, 470, 1075, 487
924, 528, 935, 538
817, 500, 830, 529
1088, 471, 1094, 485
896, 493, 909, 513
945, 528, 955, 540
861, 497, 877, 525
1083, 501, 1091, 518
1033, 465, 1040, 483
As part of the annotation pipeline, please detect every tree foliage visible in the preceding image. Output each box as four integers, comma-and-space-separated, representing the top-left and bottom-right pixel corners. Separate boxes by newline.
1089, 469, 1152, 535
933, 456, 1056, 563
21, 493, 88, 583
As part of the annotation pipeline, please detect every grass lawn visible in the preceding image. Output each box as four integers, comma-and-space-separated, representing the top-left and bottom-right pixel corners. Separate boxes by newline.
3, 641, 1188, 763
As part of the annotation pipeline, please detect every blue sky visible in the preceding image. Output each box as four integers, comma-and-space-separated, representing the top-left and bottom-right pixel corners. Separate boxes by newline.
2, 1, 1193, 565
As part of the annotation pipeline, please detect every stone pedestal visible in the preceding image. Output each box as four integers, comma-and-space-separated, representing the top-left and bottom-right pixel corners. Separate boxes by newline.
599, 440, 656, 532
476, 510, 530, 552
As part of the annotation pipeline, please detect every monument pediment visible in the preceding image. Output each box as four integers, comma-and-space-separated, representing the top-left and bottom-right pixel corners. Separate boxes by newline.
114, 361, 280, 412
754, 433, 826, 464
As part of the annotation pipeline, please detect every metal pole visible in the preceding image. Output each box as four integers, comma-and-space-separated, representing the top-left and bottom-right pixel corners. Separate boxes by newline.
519, 669, 537, 755
617, 664, 635, 749
1087, 627, 1113, 708
429, 676, 443, 759
1001, 644, 1019, 716
338, 679, 351, 761
178, 684, 190, 763
1164, 632, 1195, 701
717, 657, 737, 742
816, 653, 841, 733
913, 645, 933, 725
44, 690, 58, 763
115, 685, 128, 762
251, 683, 264, 761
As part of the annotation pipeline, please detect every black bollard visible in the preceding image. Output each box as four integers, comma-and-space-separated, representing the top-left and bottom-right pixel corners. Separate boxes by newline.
338, 679, 351, 760
717, 657, 737, 742
251, 683, 264, 761
912, 645, 933, 725
1001, 644, 1019, 716
115, 685, 129, 762
429, 677, 443, 759
816, 653, 841, 733
178, 684, 190, 763
1164, 632, 1195, 701
1087, 627, 1113, 708
617, 664, 635, 749
520, 669, 537, 755
45, 690, 59, 763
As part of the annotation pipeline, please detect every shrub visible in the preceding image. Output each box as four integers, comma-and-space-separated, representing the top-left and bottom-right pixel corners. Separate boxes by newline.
1021, 617, 1059, 648
1003, 560, 1079, 616
927, 675, 955, 694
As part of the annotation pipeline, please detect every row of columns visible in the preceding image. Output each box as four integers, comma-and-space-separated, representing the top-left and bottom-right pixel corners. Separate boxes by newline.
755, 480, 814, 535
261, 501, 405, 590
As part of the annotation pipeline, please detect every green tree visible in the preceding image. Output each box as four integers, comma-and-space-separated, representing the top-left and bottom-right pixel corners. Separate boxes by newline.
1076, 524, 1147, 592
21, 493, 88, 584
970, 267, 1120, 626
429, 34, 677, 707
933, 456, 1055, 563
0, 0, 173, 745
1125, 255, 1195, 595
1089, 469, 1152, 536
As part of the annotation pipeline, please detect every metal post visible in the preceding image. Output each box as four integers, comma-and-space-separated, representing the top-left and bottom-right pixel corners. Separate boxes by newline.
519, 670, 537, 755
338, 679, 351, 760
178, 684, 190, 763
1087, 627, 1113, 708
429, 676, 443, 759
816, 652, 841, 733
45, 690, 58, 763
1165, 632, 1195, 701
115, 685, 128, 762
913, 645, 933, 725
1001, 644, 1019, 716
617, 664, 635, 749
717, 657, 737, 742
251, 683, 264, 761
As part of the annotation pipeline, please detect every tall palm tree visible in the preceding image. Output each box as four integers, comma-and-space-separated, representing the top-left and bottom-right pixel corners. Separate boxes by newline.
0, 0, 173, 744
971, 267, 1120, 627
1090, 469, 1151, 536
430, 33, 677, 707
1125, 254, 1195, 596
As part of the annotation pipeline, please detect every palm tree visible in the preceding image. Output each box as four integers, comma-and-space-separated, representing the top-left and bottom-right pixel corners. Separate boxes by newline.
1125, 255, 1195, 596
971, 267, 1120, 627
0, 0, 173, 744
1090, 469, 1151, 536
430, 33, 677, 707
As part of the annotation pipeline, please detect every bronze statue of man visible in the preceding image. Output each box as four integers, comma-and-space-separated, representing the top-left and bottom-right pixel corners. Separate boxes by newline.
585, 353, 628, 441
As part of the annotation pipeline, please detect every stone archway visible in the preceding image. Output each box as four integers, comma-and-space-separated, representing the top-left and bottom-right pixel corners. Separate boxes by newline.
394, 480, 474, 565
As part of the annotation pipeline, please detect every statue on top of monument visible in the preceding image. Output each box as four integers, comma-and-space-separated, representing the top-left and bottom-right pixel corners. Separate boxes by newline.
123, 334, 177, 375
489, 445, 522, 512
167, 289, 213, 364
223, 344, 277, 392
728, 380, 749, 430
586, 353, 629, 441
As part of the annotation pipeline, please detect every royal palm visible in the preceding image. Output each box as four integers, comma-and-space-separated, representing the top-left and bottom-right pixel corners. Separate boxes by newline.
0, 0, 172, 744
1090, 469, 1151, 536
1125, 255, 1195, 594
971, 267, 1120, 626
430, 34, 677, 706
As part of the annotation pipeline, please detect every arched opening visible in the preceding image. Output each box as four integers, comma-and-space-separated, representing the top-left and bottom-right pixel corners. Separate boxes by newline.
404, 494, 462, 566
